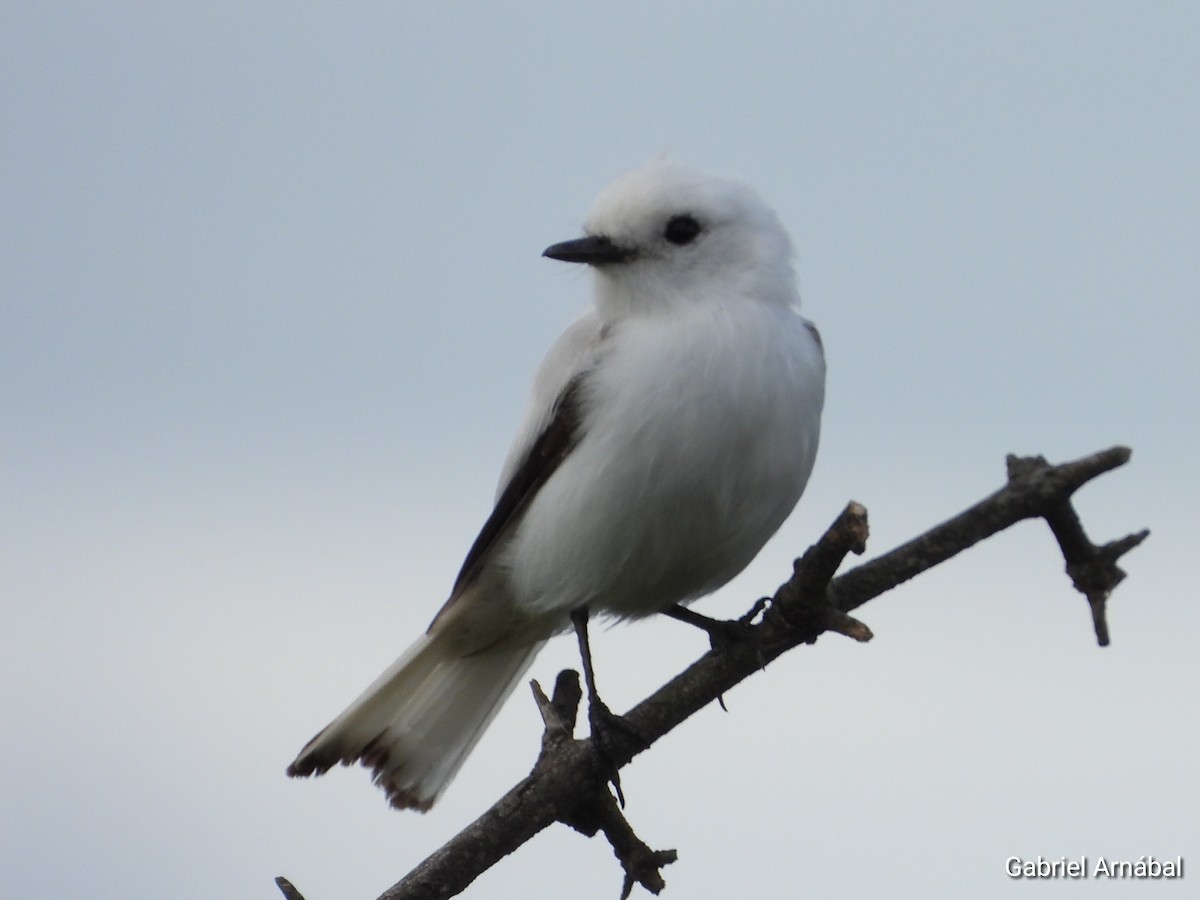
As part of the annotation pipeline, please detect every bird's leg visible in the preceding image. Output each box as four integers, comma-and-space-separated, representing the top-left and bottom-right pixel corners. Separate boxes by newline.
569, 606, 646, 806
570, 605, 606, 715
663, 601, 766, 653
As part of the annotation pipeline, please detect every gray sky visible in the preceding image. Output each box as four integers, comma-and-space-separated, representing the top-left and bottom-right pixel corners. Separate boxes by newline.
3, 3, 1197, 898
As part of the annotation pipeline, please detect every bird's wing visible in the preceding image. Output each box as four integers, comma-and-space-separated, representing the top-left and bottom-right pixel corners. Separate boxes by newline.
429, 313, 606, 628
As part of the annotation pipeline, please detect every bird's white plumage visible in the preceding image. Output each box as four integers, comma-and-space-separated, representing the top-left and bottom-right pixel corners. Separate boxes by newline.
505, 298, 822, 618
288, 158, 826, 810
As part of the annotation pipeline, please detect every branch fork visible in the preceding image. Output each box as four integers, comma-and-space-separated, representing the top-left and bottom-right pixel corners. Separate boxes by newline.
278, 446, 1146, 899
1007, 453, 1148, 646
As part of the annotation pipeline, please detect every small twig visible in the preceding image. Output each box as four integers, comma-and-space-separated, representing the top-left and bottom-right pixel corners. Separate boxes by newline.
821, 603, 874, 642
1076, 530, 1149, 644
1006, 452, 1148, 646
275, 876, 308, 900
592, 795, 677, 899
762, 501, 873, 645
556, 759, 677, 898
532, 669, 582, 745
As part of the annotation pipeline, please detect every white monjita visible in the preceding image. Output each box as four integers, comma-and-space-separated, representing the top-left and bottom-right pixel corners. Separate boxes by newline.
288, 159, 826, 810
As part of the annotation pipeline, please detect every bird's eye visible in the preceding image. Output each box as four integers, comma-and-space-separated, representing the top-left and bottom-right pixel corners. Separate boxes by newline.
663, 214, 702, 246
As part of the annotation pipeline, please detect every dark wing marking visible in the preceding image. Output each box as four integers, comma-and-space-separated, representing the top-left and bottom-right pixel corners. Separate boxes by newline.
803, 319, 823, 352
428, 374, 589, 630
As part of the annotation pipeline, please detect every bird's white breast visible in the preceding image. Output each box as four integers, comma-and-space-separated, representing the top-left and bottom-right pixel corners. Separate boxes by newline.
504, 297, 824, 621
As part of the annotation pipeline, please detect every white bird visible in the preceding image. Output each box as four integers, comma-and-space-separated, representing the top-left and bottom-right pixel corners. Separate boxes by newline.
287, 159, 826, 810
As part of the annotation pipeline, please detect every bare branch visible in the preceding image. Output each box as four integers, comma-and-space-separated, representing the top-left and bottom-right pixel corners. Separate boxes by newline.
275, 876, 307, 900
278, 446, 1146, 899
829, 448, 1146, 646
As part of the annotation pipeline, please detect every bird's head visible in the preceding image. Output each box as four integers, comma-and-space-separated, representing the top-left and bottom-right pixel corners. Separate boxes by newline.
543, 159, 798, 317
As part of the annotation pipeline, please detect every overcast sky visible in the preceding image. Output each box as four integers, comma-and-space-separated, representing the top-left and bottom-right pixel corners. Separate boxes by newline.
3, 3, 1197, 898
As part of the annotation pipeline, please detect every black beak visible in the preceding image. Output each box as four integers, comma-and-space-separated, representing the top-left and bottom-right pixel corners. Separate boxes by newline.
542, 235, 634, 265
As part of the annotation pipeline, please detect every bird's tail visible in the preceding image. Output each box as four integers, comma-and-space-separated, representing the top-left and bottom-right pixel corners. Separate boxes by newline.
287, 630, 542, 810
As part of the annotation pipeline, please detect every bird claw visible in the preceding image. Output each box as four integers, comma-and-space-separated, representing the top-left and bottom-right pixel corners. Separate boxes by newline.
585, 696, 647, 807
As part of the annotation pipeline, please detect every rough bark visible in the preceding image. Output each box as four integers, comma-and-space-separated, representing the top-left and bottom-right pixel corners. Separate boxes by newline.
278, 446, 1147, 900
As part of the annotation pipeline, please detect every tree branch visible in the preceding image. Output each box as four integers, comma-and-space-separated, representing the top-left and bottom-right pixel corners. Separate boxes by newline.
277, 446, 1146, 899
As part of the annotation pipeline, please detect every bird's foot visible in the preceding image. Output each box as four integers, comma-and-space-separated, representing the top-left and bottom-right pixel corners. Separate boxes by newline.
584, 693, 648, 808
663, 601, 766, 654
